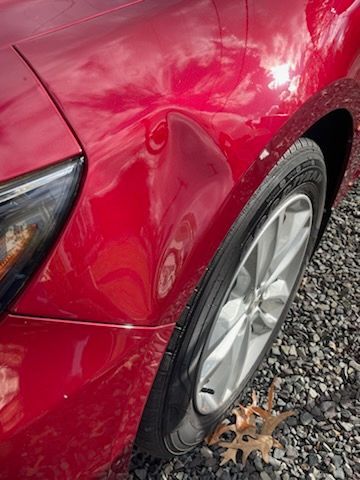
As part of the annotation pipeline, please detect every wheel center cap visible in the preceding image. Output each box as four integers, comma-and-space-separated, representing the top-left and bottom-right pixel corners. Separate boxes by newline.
253, 289, 262, 306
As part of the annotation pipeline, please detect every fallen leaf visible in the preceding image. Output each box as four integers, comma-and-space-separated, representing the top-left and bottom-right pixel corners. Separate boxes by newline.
235, 425, 257, 441
206, 422, 236, 446
267, 378, 276, 412
251, 405, 270, 419
252, 390, 258, 406
260, 410, 295, 436
232, 406, 256, 432
206, 379, 295, 466
219, 445, 238, 465
272, 438, 284, 449
219, 434, 274, 464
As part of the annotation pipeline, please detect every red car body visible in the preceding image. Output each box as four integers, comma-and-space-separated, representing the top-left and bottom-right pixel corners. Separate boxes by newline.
0, 0, 359, 478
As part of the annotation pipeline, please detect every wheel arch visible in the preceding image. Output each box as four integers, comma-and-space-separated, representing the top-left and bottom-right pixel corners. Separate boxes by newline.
304, 108, 354, 229
243, 80, 359, 251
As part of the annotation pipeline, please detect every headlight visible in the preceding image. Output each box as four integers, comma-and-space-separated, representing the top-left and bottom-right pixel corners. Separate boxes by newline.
0, 157, 83, 311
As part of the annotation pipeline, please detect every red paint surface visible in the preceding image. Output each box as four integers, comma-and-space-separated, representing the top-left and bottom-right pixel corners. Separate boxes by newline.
0, 48, 80, 182
0, 0, 143, 47
0, 0, 359, 477
0, 313, 173, 479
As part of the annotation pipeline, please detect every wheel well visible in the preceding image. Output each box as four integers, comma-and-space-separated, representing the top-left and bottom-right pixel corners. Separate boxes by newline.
304, 108, 353, 213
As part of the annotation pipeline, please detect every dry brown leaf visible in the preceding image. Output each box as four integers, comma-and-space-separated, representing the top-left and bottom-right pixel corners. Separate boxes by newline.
267, 378, 276, 412
219, 434, 274, 464
232, 406, 256, 432
235, 425, 257, 441
260, 410, 295, 436
251, 405, 270, 419
231, 391, 258, 430
219, 445, 238, 465
206, 379, 295, 467
251, 378, 278, 419
253, 435, 275, 464
206, 422, 236, 446
251, 390, 258, 406
272, 438, 284, 449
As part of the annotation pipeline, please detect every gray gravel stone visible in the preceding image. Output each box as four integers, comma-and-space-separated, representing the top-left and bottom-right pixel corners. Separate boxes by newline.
281, 346, 290, 355
339, 422, 352, 432
343, 464, 353, 476
273, 449, 285, 460
300, 412, 313, 425
333, 467, 345, 480
332, 455, 343, 467
308, 388, 318, 399
285, 446, 298, 458
308, 453, 319, 466
134, 468, 147, 480
289, 345, 297, 356
254, 456, 264, 472
260, 472, 271, 480
200, 446, 213, 460
321, 401, 336, 412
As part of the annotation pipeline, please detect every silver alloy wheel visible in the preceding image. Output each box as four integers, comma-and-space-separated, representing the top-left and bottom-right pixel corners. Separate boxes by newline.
195, 193, 313, 414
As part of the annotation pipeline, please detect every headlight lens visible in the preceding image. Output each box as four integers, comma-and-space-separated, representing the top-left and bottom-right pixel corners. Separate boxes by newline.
0, 157, 83, 310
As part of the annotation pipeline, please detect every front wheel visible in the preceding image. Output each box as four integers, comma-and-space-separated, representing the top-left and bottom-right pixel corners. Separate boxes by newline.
137, 138, 327, 458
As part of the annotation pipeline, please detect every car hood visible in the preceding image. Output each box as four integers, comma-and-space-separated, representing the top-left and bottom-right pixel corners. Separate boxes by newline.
0, 0, 142, 47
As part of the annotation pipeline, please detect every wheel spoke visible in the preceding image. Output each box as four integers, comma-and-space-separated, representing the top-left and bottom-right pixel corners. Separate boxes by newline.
198, 312, 249, 391
251, 307, 278, 333
262, 279, 290, 307
207, 298, 246, 349
221, 320, 250, 402
229, 267, 252, 301
273, 202, 311, 258
266, 227, 309, 286
254, 219, 278, 288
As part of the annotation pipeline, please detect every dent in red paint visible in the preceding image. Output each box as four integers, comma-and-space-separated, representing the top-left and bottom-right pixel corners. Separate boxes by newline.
0, 313, 173, 479
12, 0, 360, 326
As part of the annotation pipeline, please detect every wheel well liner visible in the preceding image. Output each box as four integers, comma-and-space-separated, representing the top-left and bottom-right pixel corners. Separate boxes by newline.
304, 108, 353, 211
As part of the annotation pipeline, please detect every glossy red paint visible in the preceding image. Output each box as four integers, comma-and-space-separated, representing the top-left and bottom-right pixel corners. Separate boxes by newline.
0, 0, 359, 478
0, 47, 80, 182
12, 0, 360, 326
0, 0, 143, 47
0, 313, 173, 479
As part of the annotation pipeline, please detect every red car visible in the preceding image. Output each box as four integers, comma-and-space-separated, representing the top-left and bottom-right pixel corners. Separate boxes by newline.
0, 0, 359, 478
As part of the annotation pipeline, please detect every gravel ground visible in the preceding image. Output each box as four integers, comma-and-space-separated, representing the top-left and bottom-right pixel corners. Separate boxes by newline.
129, 180, 360, 480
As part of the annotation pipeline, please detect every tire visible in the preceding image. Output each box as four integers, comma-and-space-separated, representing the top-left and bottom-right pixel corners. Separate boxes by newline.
136, 138, 327, 458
